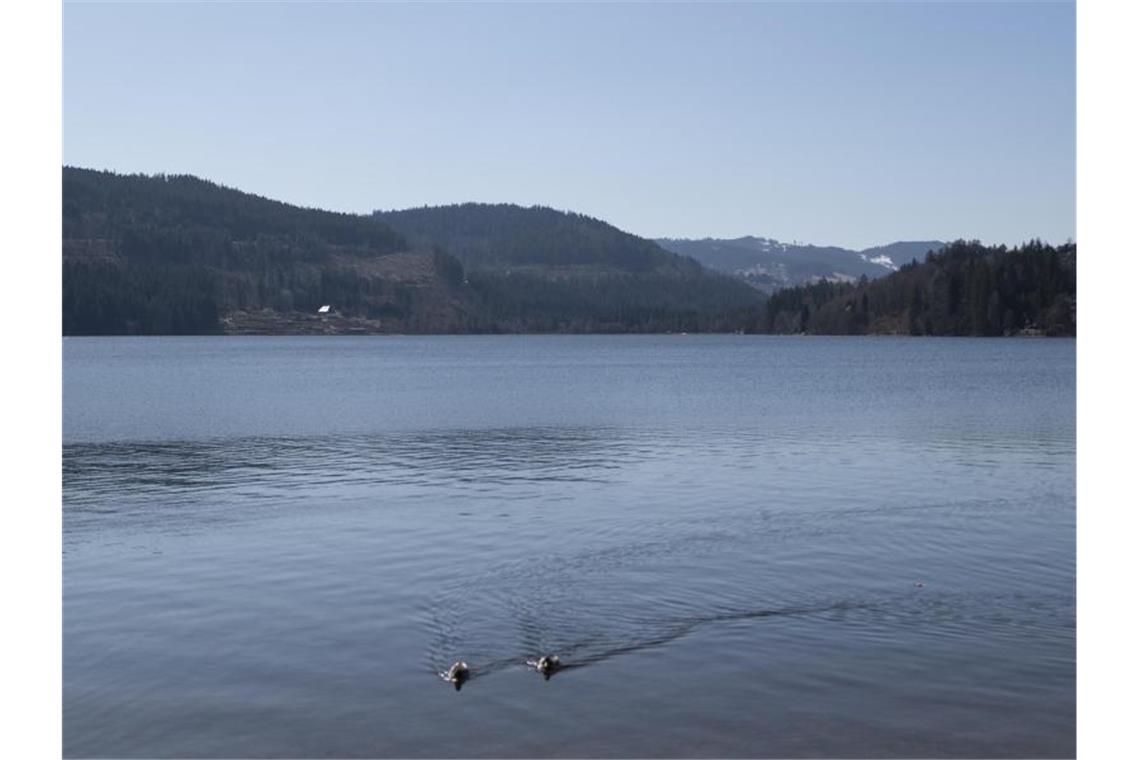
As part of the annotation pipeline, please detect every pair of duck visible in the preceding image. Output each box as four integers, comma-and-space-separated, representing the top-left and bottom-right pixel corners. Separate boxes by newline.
441, 655, 561, 689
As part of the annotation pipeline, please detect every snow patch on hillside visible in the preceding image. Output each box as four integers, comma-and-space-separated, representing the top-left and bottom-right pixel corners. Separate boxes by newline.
860, 253, 899, 271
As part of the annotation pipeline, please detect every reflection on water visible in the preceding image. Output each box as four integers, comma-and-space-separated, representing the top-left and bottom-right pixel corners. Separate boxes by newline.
63, 336, 1074, 758
65, 427, 626, 501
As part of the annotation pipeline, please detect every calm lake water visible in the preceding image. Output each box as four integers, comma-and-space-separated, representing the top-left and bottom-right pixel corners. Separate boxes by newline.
63, 336, 1075, 758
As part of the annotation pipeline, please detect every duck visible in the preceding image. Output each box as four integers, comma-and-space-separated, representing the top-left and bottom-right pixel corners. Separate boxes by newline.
440, 661, 470, 690
526, 654, 562, 679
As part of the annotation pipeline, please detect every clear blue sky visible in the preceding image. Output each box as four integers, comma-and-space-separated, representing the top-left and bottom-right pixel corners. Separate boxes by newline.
64, 1, 1074, 250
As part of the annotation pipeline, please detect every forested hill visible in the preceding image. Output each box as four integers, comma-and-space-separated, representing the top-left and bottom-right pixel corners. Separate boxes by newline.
375, 203, 692, 274
65, 167, 408, 255
369, 203, 764, 332
62, 168, 763, 335
757, 240, 1076, 336
63, 167, 458, 335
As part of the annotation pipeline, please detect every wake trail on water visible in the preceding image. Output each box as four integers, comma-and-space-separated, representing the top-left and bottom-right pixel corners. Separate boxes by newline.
424, 596, 873, 682
417, 517, 891, 682
416, 490, 1071, 683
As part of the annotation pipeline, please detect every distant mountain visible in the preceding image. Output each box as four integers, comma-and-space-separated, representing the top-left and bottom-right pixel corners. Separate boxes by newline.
62, 169, 763, 335
758, 239, 1076, 336
655, 236, 946, 294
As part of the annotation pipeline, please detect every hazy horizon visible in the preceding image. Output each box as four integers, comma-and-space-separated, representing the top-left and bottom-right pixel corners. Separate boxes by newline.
64, 2, 1074, 250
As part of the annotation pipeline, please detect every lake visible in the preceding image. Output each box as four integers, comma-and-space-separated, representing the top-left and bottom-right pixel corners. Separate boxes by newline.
63, 335, 1075, 758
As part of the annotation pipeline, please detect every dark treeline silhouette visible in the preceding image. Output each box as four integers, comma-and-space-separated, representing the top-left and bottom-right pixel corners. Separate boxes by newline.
63, 261, 220, 336
375, 203, 692, 273
63, 167, 417, 334
63, 168, 762, 335
466, 270, 757, 333
374, 203, 764, 331
757, 240, 1076, 336
62, 169, 1071, 337
65, 167, 406, 257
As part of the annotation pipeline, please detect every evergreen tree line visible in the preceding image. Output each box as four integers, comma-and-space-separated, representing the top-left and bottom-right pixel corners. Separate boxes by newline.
375, 203, 705, 274
63, 255, 453, 334
464, 269, 760, 333
373, 202, 765, 330
63, 168, 764, 335
63, 260, 221, 335
64, 169, 1072, 337
63, 167, 445, 334
757, 240, 1076, 336
65, 167, 407, 258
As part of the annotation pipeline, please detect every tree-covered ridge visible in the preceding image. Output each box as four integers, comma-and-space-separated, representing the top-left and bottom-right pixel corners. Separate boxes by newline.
64, 167, 407, 265
62, 168, 762, 335
466, 269, 760, 333
63, 169, 1071, 337
760, 240, 1076, 336
63, 167, 457, 335
370, 202, 765, 330
374, 203, 698, 274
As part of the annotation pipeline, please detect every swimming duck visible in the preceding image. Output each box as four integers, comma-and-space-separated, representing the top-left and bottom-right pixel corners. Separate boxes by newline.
527, 654, 562, 679
440, 661, 469, 690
